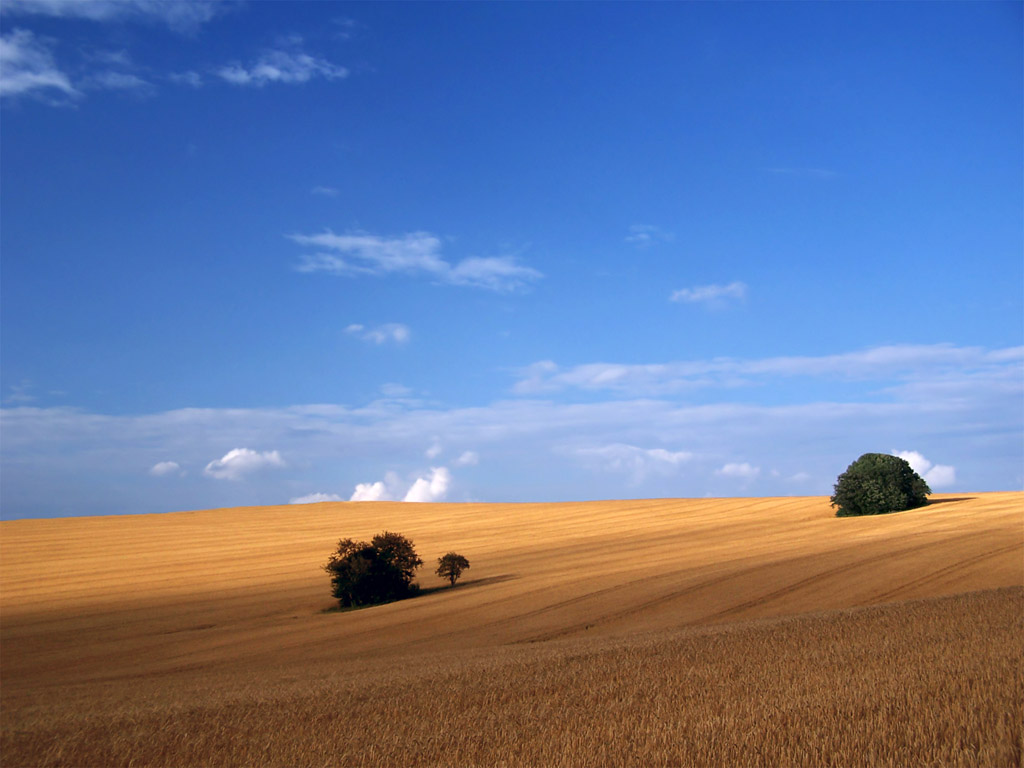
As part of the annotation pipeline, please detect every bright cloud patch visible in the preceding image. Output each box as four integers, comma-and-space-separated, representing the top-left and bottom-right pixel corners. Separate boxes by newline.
290, 230, 542, 292
671, 282, 748, 305
893, 450, 956, 489
217, 49, 348, 87
403, 467, 451, 502
0, 29, 76, 99
148, 461, 181, 476
349, 467, 452, 503
455, 451, 479, 466
2, 0, 225, 30
204, 448, 285, 481
289, 492, 343, 504
345, 323, 410, 345
716, 462, 761, 480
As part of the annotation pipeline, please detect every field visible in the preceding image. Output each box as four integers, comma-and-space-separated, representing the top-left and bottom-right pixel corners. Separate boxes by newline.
2, 492, 1022, 766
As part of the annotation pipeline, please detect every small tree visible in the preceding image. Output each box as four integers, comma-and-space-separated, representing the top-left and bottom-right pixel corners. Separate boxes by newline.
436, 552, 470, 586
831, 453, 931, 517
324, 531, 423, 608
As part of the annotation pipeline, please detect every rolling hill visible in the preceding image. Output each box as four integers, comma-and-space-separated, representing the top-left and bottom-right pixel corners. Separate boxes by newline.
2, 492, 1021, 766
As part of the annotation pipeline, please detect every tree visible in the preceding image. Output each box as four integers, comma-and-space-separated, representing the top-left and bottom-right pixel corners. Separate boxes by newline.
324, 531, 423, 608
831, 453, 931, 517
435, 552, 470, 586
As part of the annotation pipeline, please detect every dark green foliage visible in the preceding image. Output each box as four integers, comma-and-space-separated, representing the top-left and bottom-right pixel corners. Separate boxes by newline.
324, 532, 423, 607
436, 552, 470, 586
831, 453, 931, 517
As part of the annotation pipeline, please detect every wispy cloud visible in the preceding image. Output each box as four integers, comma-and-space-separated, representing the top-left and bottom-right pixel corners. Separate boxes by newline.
290, 492, 343, 504
624, 224, 674, 247
716, 462, 761, 480
168, 70, 203, 88
217, 49, 348, 87
670, 281, 747, 306
345, 323, 410, 345
514, 344, 1024, 397
204, 448, 285, 481
1, 0, 229, 32
574, 443, 693, 483
0, 29, 76, 100
2, 343, 1019, 516
148, 460, 182, 477
83, 70, 152, 92
311, 185, 339, 197
290, 230, 542, 292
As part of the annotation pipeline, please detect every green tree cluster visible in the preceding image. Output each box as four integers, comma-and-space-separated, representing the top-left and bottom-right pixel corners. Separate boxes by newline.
324, 532, 470, 608
831, 453, 931, 517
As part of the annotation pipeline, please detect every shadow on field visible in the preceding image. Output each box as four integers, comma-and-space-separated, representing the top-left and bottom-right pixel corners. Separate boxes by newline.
320, 574, 518, 614
418, 573, 518, 597
926, 497, 977, 506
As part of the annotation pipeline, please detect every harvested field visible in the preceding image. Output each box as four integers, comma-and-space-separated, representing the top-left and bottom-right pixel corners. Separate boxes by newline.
2, 492, 1022, 766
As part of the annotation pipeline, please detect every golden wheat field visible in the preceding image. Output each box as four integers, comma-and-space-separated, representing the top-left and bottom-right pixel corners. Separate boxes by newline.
2, 492, 1022, 767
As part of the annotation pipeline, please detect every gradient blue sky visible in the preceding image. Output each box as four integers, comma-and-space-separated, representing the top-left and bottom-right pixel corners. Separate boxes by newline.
2, 0, 1021, 519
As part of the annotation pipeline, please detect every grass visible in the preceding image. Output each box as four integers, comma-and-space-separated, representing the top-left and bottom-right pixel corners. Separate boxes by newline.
2, 492, 1021, 766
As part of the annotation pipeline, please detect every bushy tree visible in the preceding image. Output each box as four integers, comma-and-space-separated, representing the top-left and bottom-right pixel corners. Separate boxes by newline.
436, 552, 470, 586
324, 531, 423, 607
831, 453, 931, 517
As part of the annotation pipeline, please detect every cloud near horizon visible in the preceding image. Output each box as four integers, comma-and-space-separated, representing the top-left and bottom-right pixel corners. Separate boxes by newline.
349, 467, 452, 502
290, 230, 542, 292
1, 342, 1019, 518
892, 450, 956, 489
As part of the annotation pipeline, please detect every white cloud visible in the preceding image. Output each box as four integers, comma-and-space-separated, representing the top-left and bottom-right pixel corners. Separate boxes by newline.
575, 443, 693, 483
217, 49, 348, 87
203, 448, 285, 481
149, 461, 181, 477
0, 29, 76, 99
447, 256, 543, 292
624, 224, 674, 247
290, 492, 343, 504
290, 230, 542, 292
892, 450, 957, 489
403, 467, 451, 502
670, 281, 748, 305
311, 185, 339, 197
84, 70, 152, 92
348, 467, 452, 503
716, 462, 761, 480
455, 450, 479, 466
345, 323, 410, 345
1, 0, 227, 30
350, 481, 391, 502
425, 442, 443, 459
513, 344, 1024, 398
1, 343, 1017, 517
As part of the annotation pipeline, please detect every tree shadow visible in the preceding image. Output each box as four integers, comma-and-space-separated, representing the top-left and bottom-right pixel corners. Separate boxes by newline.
320, 573, 518, 613
925, 497, 977, 506
417, 573, 518, 597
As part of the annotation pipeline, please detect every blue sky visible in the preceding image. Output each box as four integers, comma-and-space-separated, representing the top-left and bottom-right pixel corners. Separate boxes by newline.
1, 0, 1021, 519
